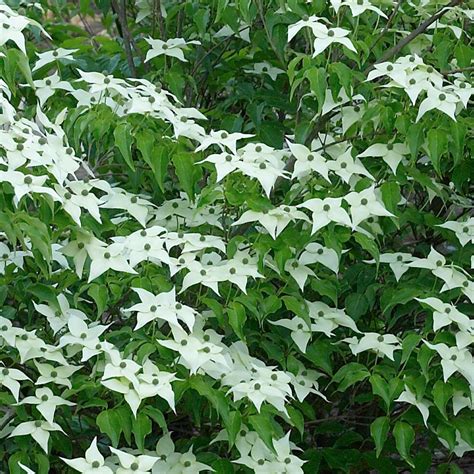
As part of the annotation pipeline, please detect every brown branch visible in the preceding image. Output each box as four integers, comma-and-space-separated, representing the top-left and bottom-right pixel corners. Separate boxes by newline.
111, 0, 137, 77
369, 0, 463, 69
441, 66, 474, 76
369, 0, 404, 53
155, 0, 166, 40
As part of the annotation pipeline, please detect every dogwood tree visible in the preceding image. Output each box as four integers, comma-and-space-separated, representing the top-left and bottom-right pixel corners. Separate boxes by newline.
0, 0, 472, 472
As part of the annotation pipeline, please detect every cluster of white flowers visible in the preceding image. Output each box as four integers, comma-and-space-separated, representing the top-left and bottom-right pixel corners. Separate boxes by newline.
0, 1, 472, 470
367, 54, 472, 121
62, 435, 211, 473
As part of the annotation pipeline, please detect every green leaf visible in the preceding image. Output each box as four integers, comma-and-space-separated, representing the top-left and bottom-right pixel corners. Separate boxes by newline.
132, 413, 152, 452
172, 152, 199, 200
450, 121, 466, 167
135, 130, 170, 192
142, 406, 168, 431
287, 406, 305, 437
401, 333, 421, 363
114, 122, 135, 171
304, 340, 334, 375
305, 67, 327, 113
248, 412, 275, 450
380, 182, 401, 214
189, 376, 230, 425
226, 411, 242, 447
433, 381, 453, 420
87, 284, 108, 316
333, 363, 370, 391
407, 122, 424, 160
96, 409, 123, 447
426, 128, 448, 174
393, 421, 415, 467
370, 416, 390, 457
8, 49, 34, 88
344, 293, 369, 321
329, 62, 355, 96
354, 232, 379, 264
27, 283, 59, 308
370, 374, 391, 411
227, 301, 247, 340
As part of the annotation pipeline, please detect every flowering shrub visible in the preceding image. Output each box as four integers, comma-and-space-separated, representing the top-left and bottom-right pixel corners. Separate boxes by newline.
0, 0, 472, 472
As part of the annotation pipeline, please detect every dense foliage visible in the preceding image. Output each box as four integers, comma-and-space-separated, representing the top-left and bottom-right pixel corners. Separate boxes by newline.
0, 0, 473, 472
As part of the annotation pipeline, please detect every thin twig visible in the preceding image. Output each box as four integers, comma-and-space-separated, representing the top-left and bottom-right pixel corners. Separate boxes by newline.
256, 0, 286, 67
156, 0, 166, 40
111, 0, 137, 77
441, 66, 474, 76
369, 0, 403, 53
368, 0, 463, 70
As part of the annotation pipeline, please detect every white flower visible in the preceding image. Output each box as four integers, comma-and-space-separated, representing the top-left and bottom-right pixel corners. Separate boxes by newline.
344, 186, 395, 228
158, 325, 229, 374
358, 142, 409, 174
440, 430, 474, 457
287, 15, 329, 42
335, 0, 387, 18
395, 386, 431, 426
232, 205, 309, 239
100, 188, 152, 227
437, 218, 473, 247
195, 129, 253, 155
290, 368, 327, 402
0, 170, 60, 204
343, 332, 401, 360
34, 361, 81, 389
198, 151, 241, 182
33, 293, 87, 334
13, 329, 48, 363
406, 247, 446, 271
416, 297, 471, 332
118, 226, 169, 267
416, 87, 460, 122
270, 317, 313, 352
61, 232, 107, 277
33, 48, 77, 71
100, 377, 143, 417
234, 432, 305, 473
62, 437, 113, 473
59, 316, 109, 361
0, 12, 30, 53
299, 243, 340, 273
424, 341, 474, 385
153, 434, 212, 473
17, 387, 75, 424
144, 37, 200, 62
307, 301, 360, 335
225, 366, 292, 414
137, 359, 178, 412
78, 69, 128, 93
452, 389, 474, 415
311, 26, 357, 58
0, 366, 30, 401
33, 73, 75, 106
327, 148, 374, 183
298, 197, 352, 234
244, 62, 284, 81
9, 420, 64, 453
126, 287, 196, 330
364, 253, 415, 281
287, 142, 330, 181
110, 447, 158, 474
87, 243, 137, 282
285, 258, 315, 290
